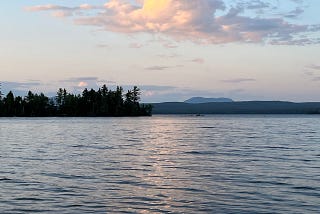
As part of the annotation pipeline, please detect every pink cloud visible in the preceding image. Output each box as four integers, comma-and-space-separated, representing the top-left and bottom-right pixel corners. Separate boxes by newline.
25, 4, 64, 12
26, 0, 320, 45
78, 81, 88, 87
25, 3, 100, 17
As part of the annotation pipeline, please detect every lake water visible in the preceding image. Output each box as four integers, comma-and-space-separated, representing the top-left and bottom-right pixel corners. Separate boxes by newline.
0, 115, 319, 213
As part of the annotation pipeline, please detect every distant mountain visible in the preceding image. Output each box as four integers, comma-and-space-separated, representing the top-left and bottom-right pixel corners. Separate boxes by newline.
151, 101, 320, 114
184, 97, 234, 104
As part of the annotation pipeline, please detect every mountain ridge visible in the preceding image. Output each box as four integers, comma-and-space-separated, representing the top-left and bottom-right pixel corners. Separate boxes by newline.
151, 101, 320, 114
184, 97, 234, 103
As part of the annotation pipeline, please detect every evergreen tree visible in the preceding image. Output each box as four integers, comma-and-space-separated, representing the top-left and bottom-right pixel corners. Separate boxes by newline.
4, 91, 15, 116
0, 85, 152, 117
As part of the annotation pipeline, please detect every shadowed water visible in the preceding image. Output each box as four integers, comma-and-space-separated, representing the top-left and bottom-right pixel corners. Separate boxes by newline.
0, 115, 319, 213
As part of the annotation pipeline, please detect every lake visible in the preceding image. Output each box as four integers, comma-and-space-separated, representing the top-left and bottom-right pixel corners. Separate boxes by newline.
0, 115, 319, 213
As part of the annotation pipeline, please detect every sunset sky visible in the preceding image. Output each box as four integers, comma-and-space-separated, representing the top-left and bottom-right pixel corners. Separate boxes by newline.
1, 0, 320, 102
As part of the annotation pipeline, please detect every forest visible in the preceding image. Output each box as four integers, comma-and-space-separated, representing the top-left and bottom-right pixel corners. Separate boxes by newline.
0, 85, 152, 117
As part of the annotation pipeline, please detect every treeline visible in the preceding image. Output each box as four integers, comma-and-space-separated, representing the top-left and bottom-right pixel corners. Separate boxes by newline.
0, 85, 152, 117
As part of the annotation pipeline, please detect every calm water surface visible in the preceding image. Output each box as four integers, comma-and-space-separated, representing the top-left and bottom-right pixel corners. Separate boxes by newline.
0, 115, 319, 213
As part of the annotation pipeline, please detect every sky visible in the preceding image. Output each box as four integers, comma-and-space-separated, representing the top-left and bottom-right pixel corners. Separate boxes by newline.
1, 0, 320, 102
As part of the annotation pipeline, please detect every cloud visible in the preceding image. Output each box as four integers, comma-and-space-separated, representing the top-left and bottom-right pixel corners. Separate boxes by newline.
96, 44, 111, 48
27, 0, 319, 45
26, 4, 69, 12
307, 64, 320, 70
290, 0, 304, 4
139, 85, 176, 91
78, 81, 88, 87
60, 77, 116, 90
237, 0, 270, 10
60, 77, 101, 91
304, 64, 320, 82
222, 78, 256, 83
282, 7, 304, 19
145, 64, 183, 71
311, 76, 320, 82
129, 43, 143, 48
25, 4, 100, 17
62, 76, 116, 85
136, 84, 240, 102
156, 54, 180, 59
145, 66, 172, 71
190, 58, 205, 64
304, 71, 314, 76
63, 77, 99, 82
97, 79, 116, 84
162, 43, 178, 48
0, 81, 42, 96
1, 81, 41, 91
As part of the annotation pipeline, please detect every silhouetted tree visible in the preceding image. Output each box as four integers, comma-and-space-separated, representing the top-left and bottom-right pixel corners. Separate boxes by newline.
0, 82, 3, 100
4, 91, 15, 116
0, 83, 3, 116
0, 85, 152, 117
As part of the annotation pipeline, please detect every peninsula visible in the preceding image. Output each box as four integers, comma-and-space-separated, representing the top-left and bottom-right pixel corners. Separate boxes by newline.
0, 85, 152, 117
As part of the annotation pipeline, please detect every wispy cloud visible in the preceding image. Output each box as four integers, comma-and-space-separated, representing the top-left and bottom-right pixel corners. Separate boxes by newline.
222, 78, 256, 83
1, 81, 41, 91
145, 64, 183, 71
283, 7, 304, 19
96, 44, 111, 48
26, 0, 320, 45
162, 43, 178, 49
0, 81, 45, 96
307, 64, 320, 70
145, 66, 173, 71
290, 0, 304, 4
237, 0, 270, 10
58, 77, 116, 92
129, 43, 143, 48
190, 58, 205, 64
25, 4, 100, 17
303, 64, 320, 82
156, 54, 180, 59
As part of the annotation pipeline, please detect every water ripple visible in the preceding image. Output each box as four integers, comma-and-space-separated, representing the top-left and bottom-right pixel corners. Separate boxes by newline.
0, 116, 320, 213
